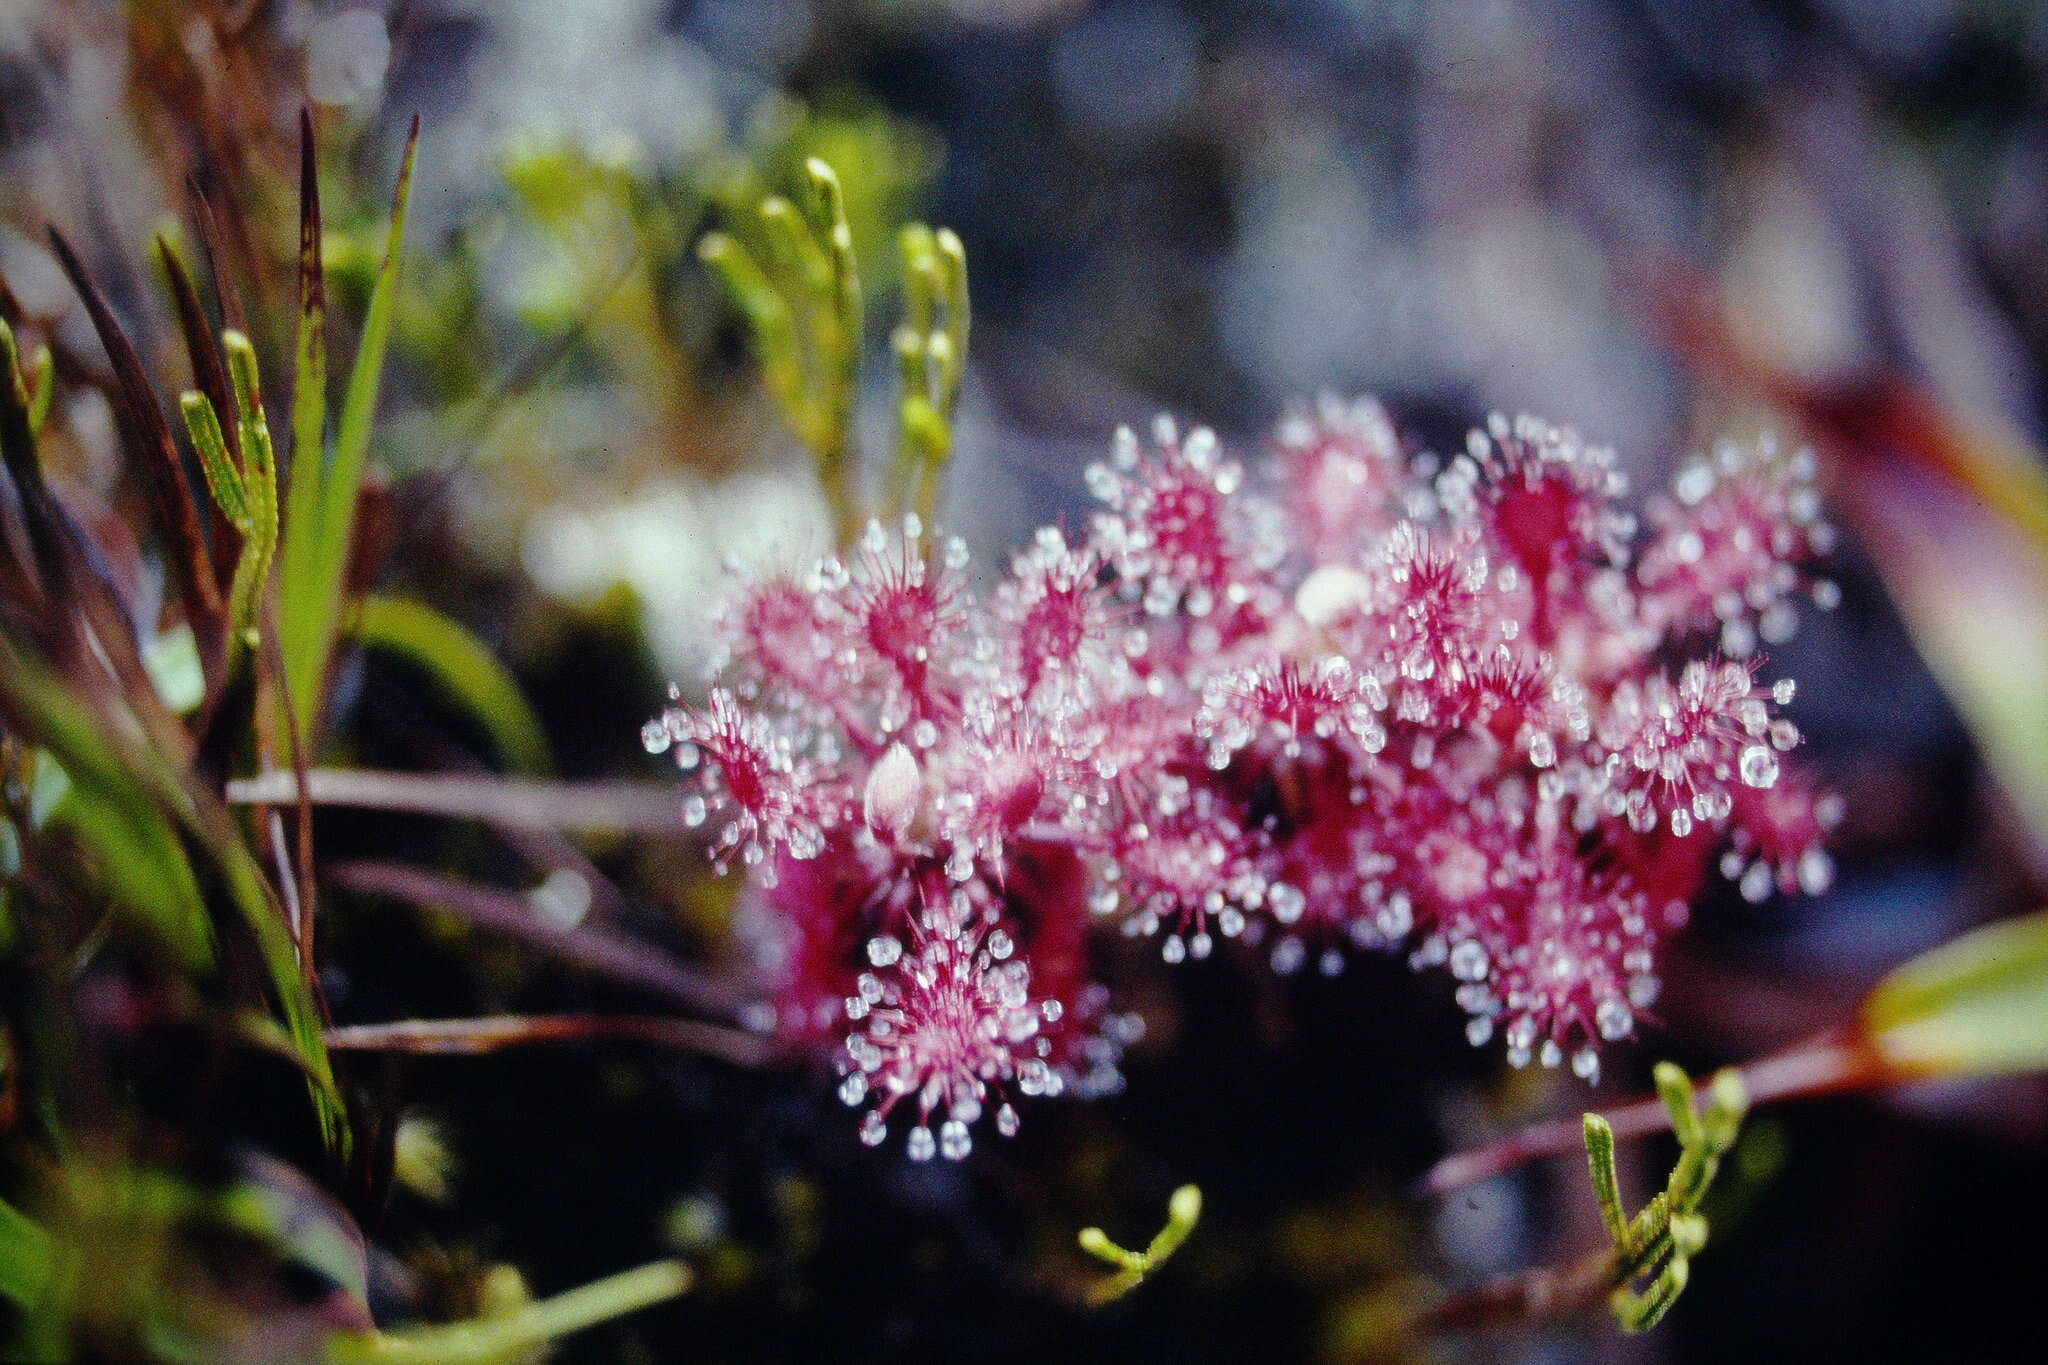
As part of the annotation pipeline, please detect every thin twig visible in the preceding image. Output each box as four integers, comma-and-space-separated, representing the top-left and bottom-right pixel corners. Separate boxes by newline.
414, 747, 636, 923
1399, 1245, 1620, 1342
226, 767, 683, 833
326, 1014, 774, 1068
329, 860, 745, 1019
1418, 1031, 1888, 1197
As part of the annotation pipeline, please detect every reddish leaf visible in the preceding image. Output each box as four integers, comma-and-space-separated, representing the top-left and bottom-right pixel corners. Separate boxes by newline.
48, 228, 227, 671
188, 174, 250, 340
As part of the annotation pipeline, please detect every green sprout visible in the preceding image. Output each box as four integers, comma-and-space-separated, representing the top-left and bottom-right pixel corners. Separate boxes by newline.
1582, 1062, 1747, 1333
178, 331, 280, 671
1077, 1184, 1202, 1306
699, 158, 865, 542
892, 222, 969, 529
698, 156, 971, 546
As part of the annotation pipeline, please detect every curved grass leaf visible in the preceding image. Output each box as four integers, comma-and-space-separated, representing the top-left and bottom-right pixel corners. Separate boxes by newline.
351, 595, 551, 776
1860, 910, 2048, 1077
324, 1259, 688, 1365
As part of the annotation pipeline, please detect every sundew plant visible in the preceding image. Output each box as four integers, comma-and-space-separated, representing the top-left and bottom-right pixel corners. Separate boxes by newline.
656, 167, 1837, 1163
6, 7, 2048, 1362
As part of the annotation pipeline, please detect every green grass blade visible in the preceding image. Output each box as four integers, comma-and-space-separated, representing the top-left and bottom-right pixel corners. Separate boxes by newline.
0, 649, 217, 971
42, 787, 214, 971
280, 112, 331, 737
0, 645, 346, 1153
324, 1260, 689, 1365
215, 807, 349, 1155
352, 596, 552, 776
279, 116, 417, 738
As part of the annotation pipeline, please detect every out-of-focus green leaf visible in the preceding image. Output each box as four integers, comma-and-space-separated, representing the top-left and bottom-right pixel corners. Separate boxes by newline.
1861, 911, 2048, 1077
279, 117, 418, 739
41, 785, 212, 969
217, 1152, 370, 1315
352, 596, 552, 776
0, 653, 215, 971
1846, 445, 2048, 858
0, 1192, 63, 1363
0, 648, 348, 1155
0, 1192, 56, 1309
324, 1259, 689, 1365
23, 342, 52, 436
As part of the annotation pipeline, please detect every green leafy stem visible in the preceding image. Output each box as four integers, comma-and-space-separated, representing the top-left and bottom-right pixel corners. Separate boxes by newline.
178, 331, 279, 672
891, 221, 968, 529
1581, 1062, 1746, 1332
698, 157, 970, 546
1077, 1184, 1202, 1306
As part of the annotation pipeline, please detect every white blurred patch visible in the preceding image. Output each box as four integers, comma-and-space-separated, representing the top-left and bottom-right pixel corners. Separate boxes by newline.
1432, 1171, 1531, 1276
306, 9, 391, 109
528, 867, 592, 929
521, 467, 830, 679
1723, 164, 1868, 383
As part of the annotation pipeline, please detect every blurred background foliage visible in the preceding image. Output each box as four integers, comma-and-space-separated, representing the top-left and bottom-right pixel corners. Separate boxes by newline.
1, 0, 2046, 1361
